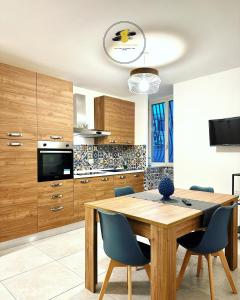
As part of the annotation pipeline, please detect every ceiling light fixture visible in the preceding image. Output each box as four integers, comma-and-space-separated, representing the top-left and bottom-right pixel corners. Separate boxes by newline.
128, 67, 161, 94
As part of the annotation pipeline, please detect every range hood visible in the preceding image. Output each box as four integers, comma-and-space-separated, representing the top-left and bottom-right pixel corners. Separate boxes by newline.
73, 93, 111, 138
74, 128, 111, 138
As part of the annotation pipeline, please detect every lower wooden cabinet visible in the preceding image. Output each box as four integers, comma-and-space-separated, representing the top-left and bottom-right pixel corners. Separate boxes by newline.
73, 172, 144, 221
37, 179, 74, 231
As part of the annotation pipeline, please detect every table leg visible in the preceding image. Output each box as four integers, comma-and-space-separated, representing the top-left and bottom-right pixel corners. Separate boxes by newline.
151, 225, 176, 300
225, 202, 238, 270
85, 207, 98, 292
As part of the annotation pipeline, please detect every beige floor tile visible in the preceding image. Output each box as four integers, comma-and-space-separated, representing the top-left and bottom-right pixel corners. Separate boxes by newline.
32, 229, 85, 259
52, 284, 115, 300
58, 249, 110, 280
3, 261, 81, 300
0, 283, 15, 300
0, 245, 53, 280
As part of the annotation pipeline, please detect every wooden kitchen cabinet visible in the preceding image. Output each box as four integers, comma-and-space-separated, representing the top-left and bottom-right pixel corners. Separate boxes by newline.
74, 177, 97, 221
114, 172, 144, 193
94, 96, 135, 145
94, 176, 114, 200
0, 63, 37, 140
37, 179, 74, 231
37, 73, 73, 142
0, 139, 37, 241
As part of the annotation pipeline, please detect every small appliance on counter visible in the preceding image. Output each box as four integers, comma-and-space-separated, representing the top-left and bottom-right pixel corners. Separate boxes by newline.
37, 141, 73, 182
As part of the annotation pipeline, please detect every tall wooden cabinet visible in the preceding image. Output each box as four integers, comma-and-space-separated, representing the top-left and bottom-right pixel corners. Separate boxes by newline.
0, 64, 37, 140
94, 96, 135, 145
0, 64, 38, 241
37, 74, 73, 142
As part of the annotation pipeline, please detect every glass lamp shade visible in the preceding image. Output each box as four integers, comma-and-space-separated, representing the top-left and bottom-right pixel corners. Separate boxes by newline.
128, 67, 161, 94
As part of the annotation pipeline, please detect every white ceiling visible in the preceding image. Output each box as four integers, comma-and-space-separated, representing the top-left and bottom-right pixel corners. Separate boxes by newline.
0, 0, 240, 98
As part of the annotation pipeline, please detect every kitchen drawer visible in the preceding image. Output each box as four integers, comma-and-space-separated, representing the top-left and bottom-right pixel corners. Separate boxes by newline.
113, 174, 130, 187
0, 204, 37, 242
38, 200, 74, 231
38, 180, 73, 206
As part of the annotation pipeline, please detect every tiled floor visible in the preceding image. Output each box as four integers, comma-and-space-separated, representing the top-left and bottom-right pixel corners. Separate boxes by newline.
0, 227, 239, 300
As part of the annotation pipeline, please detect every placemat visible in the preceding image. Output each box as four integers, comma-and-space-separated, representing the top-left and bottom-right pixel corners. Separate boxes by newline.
130, 191, 220, 226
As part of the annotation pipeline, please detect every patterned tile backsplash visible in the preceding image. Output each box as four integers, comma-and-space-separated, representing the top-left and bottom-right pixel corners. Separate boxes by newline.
74, 144, 147, 171
144, 166, 174, 190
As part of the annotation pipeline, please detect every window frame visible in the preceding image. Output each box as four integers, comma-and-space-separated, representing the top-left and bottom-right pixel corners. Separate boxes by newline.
148, 95, 174, 167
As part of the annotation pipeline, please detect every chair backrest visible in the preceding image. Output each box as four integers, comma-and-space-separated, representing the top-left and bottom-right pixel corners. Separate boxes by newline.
194, 203, 237, 254
114, 186, 135, 197
98, 209, 149, 266
190, 185, 214, 193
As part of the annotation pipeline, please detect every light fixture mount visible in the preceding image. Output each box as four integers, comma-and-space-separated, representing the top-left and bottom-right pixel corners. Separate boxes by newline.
128, 67, 161, 95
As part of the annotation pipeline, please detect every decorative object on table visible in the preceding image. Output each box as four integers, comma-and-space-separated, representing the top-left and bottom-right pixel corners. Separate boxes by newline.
158, 176, 174, 200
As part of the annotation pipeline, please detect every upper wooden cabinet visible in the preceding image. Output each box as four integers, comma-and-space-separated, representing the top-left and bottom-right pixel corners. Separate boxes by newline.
94, 96, 135, 145
0, 64, 37, 140
37, 74, 73, 142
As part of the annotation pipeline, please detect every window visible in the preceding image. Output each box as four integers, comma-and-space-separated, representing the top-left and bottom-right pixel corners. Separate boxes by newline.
150, 98, 174, 164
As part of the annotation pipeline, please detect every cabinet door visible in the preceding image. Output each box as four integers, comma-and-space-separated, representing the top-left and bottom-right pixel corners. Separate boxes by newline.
128, 172, 144, 192
0, 64, 37, 140
0, 139, 37, 241
95, 176, 114, 200
74, 177, 97, 221
95, 96, 135, 145
37, 74, 73, 142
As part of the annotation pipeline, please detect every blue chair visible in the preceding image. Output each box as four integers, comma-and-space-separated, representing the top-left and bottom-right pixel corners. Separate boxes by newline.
98, 209, 151, 300
177, 204, 238, 299
190, 185, 214, 193
114, 186, 135, 197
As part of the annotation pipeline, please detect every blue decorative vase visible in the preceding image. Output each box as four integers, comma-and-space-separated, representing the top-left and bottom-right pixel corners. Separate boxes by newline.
158, 177, 174, 200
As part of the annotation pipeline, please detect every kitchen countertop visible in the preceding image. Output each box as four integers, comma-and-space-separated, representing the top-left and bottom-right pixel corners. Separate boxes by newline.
74, 169, 145, 179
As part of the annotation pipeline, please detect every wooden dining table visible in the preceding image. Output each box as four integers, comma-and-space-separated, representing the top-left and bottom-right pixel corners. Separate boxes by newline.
85, 188, 238, 300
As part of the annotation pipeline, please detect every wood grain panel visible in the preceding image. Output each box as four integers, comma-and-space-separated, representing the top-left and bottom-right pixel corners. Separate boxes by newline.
127, 172, 144, 192
74, 177, 97, 221
38, 179, 73, 206
0, 203, 37, 242
37, 73, 73, 141
38, 200, 74, 231
94, 96, 135, 145
0, 63, 37, 140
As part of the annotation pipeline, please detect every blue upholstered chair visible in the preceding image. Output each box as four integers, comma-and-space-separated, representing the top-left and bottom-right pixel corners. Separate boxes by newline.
190, 185, 214, 193
98, 209, 151, 300
114, 186, 135, 197
177, 204, 238, 299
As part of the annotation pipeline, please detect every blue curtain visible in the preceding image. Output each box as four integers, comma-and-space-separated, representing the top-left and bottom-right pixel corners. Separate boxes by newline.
168, 100, 174, 163
152, 103, 165, 162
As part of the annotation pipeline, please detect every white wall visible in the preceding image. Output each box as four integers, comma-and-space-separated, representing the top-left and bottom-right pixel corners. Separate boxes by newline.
73, 86, 148, 148
174, 68, 240, 198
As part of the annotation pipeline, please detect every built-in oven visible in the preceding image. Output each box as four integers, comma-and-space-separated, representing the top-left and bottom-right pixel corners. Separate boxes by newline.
37, 141, 73, 182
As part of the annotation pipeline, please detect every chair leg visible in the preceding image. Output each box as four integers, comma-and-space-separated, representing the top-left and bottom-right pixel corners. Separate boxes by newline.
127, 266, 132, 300
218, 251, 237, 294
98, 259, 115, 300
144, 264, 151, 280
177, 250, 192, 289
197, 255, 202, 277
206, 254, 215, 300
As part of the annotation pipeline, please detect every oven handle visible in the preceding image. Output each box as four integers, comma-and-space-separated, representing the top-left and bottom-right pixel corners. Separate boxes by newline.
39, 150, 72, 153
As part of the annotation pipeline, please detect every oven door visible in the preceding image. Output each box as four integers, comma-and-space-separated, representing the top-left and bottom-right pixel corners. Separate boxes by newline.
38, 149, 73, 182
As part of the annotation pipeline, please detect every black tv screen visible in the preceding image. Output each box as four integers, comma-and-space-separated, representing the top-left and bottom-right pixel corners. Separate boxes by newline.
209, 116, 240, 146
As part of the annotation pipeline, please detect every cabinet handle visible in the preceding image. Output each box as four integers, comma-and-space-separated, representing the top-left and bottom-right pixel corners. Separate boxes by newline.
50, 135, 63, 140
50, 206, 64, 212
119, 175, 126, 179
8, 142, 23, 147
51, 194, 63, 199
110, 140, 116, 144
7, 132, 23, 137
133, 174, 139, 177
101, 177, 109, 181
50, 182, 63, 187
80, 179, 89, 184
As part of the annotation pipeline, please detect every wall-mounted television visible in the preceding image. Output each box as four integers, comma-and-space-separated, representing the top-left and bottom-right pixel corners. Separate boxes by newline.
209, 116, 240, 146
